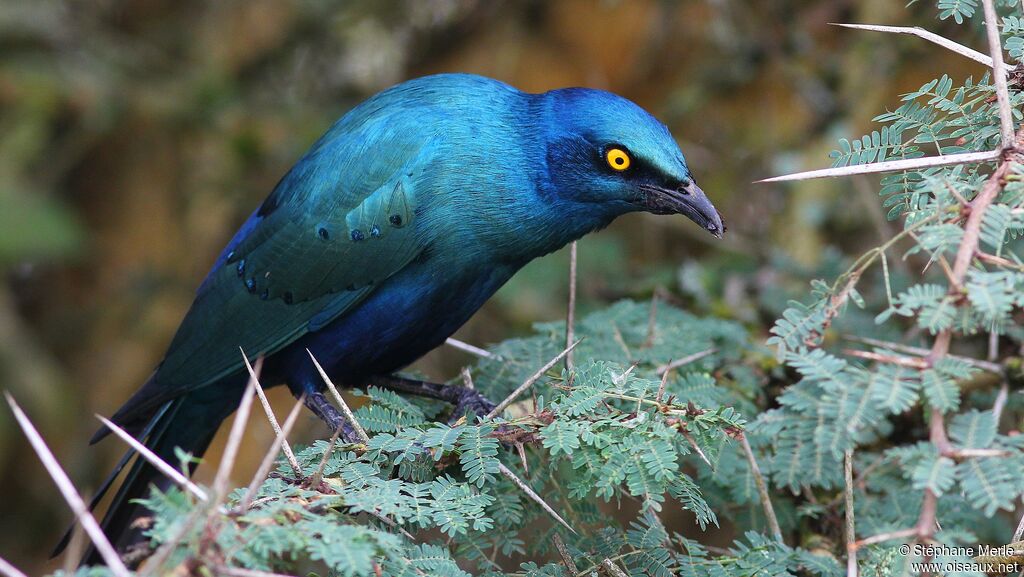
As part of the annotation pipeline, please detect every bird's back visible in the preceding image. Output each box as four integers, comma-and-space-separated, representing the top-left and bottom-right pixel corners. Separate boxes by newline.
105, 74, 536, 430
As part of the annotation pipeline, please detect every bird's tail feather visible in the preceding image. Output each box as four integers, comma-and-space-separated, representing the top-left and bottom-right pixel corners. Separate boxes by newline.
53, 382, 245, 566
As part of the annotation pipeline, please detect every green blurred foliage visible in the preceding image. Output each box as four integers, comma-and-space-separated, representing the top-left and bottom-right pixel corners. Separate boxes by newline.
0, 0, 998, 572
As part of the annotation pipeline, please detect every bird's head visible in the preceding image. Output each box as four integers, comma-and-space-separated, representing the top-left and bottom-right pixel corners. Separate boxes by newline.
541, 88, 724, 238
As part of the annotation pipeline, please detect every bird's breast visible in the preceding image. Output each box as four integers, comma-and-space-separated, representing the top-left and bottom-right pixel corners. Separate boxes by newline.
271, 255, 519, 388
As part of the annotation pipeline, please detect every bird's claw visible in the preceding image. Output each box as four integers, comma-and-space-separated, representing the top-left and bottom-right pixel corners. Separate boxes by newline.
448, 388, 496, 424
303, 391, 362, 443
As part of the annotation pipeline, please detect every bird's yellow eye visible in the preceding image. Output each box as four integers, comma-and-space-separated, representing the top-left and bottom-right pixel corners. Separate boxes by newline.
605, 147, 631, 171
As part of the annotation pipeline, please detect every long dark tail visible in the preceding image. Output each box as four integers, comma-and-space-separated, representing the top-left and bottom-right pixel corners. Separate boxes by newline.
54, 381, 246, 566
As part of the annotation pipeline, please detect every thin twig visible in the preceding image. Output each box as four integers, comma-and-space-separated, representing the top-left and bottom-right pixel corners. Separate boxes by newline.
843, 335, 1004, 373
552, 533, 579, 576
601, 558, 630, 577
831, 23, 1008, 73
656, 348, 717, 376
757, 150, 1001, 183
566, 240, 578, 371
845, 449, 857, 577
445, 338, 500, 360
740, 433, 783, 543
97, 415, 211, 504
486, 340, 582, 418
982, 0, 1016, 146
0, 555, 29, 577
851, 528, 919, 550
947, 447, 1012, 458
242, 351, 301, 475
240, 397, 305, 511
842, 349, 928, 369
655, 368, 670, 403
364, 510, 415, 541
307, 349, 370, 444
681, 428, 712, 467
4, 393, 131, 577
497, 462, 576, 534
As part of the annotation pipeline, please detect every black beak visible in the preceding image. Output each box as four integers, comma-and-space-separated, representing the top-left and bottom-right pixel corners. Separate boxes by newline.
640, 180, 725, 238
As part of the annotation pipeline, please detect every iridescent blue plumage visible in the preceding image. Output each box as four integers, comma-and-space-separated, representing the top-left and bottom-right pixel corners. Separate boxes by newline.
69, 73, 723, 561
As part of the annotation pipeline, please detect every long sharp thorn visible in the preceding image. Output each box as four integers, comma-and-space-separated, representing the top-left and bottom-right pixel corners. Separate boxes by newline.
656, 348, 717, 376
97, 415, 211, 504
681, 428, 712, 467
240, 397, 305, 512
210, 363, 258, 506
307, 349, 371, 444
497, 462, 576, 534
757, 150, 1001, 183
831, 23, 1005, 73
445, 337, 500, 360
242, 349, 301, 475
5, 393, 131, 577
487, 340, 582, 418
0, 554, 29, 577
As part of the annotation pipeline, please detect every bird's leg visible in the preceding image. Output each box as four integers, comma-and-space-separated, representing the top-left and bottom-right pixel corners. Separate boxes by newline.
367, 375, 496, 423
303, 390, 359, 442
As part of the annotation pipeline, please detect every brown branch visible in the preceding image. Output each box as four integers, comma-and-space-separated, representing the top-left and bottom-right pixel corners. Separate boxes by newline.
740, 433, 783, 542
982, 0, 1015, 145
842, 349, 928, 369
552, 533, 579, 576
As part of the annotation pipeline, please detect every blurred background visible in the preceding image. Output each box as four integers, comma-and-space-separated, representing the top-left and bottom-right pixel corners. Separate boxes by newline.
0, 0, 997, 572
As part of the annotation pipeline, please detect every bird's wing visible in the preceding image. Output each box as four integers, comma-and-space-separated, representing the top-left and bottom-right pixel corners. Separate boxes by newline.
130, 120, 440, 415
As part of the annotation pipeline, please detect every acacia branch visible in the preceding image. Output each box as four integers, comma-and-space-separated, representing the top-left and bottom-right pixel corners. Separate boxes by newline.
982, 0, 1016, 145
913, 112, 1024, 545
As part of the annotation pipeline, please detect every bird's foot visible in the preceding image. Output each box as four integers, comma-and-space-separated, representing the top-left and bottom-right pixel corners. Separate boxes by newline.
448, 388, 496, 424
302, 391, 361, 443
367, 375, 496, 424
